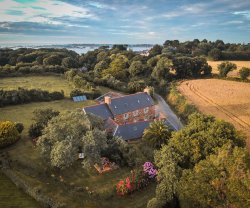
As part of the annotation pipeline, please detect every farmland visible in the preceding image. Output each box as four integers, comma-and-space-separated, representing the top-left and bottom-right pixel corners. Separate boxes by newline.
208, 60, 250, 78
178, 79, 250, 148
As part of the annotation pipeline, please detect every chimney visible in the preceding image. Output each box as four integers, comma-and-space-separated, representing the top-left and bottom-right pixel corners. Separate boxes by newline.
104, 96, 112, 105
144, 86, 153, 96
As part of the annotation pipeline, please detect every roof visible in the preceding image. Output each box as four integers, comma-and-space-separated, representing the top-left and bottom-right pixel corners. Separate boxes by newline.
113, 121, 151, 140
108, 92, 154, 115
83, 103, 113, 120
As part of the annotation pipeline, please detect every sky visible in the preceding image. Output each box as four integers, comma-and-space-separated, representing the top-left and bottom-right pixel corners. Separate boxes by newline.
0, 0, 250, 44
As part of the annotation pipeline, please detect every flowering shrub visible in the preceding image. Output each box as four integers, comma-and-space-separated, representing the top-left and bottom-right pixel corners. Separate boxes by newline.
116, 162, 157, 196
143, 162, 157, 178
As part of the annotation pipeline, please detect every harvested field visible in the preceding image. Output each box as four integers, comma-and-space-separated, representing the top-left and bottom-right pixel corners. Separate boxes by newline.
178, 79, 250, 148
208, 60, 250, 78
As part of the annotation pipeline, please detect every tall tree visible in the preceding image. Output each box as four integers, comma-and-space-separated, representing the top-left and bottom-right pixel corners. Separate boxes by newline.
178, 144, 250, 208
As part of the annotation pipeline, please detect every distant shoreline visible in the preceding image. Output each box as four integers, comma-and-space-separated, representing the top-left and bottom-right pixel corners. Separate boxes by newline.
0, 43, 153, 54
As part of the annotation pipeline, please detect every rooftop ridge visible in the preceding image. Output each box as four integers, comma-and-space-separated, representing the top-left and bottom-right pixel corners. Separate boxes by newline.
108, 92, 148, 101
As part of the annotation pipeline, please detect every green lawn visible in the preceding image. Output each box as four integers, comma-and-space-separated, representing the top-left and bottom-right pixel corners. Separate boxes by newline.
0, 99, 97, 135
0, 77, 154, 207
0, 75, 74, 97
0, 171, 40, 208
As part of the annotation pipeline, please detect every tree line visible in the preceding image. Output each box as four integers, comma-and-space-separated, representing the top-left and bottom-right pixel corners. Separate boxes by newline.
0, 88, 64, 107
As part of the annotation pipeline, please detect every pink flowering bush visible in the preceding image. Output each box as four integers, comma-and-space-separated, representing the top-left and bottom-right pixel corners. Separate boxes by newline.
116, 162, 157, 196
143, 162, 157, 178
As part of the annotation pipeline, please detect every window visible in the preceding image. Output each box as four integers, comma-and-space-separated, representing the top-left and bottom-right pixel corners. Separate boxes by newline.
124, 113, 128, 120
133, 110, 138, 117
144, 107, 149, 114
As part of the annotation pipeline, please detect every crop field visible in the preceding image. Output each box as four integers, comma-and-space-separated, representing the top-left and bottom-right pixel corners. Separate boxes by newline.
0, 75, 74, 97
208, 60, 250, 78
178, 79, 250, 148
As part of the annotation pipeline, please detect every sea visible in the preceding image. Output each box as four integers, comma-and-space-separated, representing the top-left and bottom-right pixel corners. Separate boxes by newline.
0, 43, 153, 54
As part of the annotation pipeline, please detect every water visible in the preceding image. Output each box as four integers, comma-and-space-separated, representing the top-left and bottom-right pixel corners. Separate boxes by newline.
0, 43, 153, 54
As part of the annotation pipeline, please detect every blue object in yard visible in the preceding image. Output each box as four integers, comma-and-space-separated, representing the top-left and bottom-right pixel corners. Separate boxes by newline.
73, 95, 87, 102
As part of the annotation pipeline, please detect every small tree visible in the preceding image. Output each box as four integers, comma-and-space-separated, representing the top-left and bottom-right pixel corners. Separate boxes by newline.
239, 67, 250, 80
217, 61, 237, 77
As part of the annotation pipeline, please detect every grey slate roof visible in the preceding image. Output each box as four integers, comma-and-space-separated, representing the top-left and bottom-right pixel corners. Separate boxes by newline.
113, 121, 151, 140
83, 103, 113, 120
108, 92, 154, 115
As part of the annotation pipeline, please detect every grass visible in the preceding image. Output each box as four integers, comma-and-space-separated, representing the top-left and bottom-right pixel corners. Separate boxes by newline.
0, 99, 97, 135
0, 75, 74, 97
0, 75, 154, 207
0, 171, 40, 208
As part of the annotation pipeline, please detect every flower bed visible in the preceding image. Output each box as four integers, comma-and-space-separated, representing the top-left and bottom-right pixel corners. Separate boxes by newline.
116, 162, 157, 196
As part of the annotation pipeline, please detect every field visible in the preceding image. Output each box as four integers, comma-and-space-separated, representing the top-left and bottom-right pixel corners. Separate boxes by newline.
178, 79, 250, 149
0, 99, 96, 135
0, 171, 40, 208
0, 75, 74, 97
208, 60, 250, 78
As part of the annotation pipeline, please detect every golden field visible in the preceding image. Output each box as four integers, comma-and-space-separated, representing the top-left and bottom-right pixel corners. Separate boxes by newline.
207, 60, 250, 78
178, 79, 250, 149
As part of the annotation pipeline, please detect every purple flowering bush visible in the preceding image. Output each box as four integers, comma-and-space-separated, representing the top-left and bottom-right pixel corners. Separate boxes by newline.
143, 162, 157, 178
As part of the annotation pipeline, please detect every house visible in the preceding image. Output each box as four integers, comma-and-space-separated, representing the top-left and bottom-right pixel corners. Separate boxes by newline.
83, 89, 156, 141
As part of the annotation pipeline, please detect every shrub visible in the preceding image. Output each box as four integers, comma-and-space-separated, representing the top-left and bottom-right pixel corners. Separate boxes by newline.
239, 67, 250, 80
0, 121, 20, 148
14, 122, 24, 134
217, 61, 237, 77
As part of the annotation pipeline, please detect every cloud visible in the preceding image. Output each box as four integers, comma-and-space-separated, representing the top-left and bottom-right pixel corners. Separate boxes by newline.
221, 20, 244, 25
0, 0, 97, 26
233, 10, 250, 20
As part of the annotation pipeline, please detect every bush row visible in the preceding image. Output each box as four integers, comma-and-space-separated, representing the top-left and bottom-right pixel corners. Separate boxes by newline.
0, 88, 64, 107
167, 83, 197, 122
0, 64, 67, 77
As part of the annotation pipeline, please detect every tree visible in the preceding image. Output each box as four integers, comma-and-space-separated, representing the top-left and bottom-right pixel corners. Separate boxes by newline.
149, 44, 163, 57
102, 54, 128, 80
0, 121, 20, 148
128, 60, 146, 77
43, 55, 61, 65
208, 48, 222, 60
143, 120, 172, 149
217, 61, 237, 77
147, 145, 180, 208
29, 108, 59, 138
239, 67, 250, 80
151, 57, 172, 81
178, 144, 250, 208
50, 140, 76, 169
172, 57, 211, 78
62, 57, 78, 68
37, 110, 106, 169
168, 113, 245, 169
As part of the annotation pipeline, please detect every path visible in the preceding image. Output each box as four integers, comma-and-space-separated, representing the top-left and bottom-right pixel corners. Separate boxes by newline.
155, 93, 183, 130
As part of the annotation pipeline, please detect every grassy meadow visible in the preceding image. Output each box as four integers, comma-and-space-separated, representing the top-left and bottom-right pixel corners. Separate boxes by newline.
0, 99, 97, 135
0, 75, 74, 97
0, 171, 40, 208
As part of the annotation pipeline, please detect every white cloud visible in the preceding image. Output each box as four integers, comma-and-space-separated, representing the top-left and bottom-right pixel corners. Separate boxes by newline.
0, 0, 97, 25
233, 10, 250, 20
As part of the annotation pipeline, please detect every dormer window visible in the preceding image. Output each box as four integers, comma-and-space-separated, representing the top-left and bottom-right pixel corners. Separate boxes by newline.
124, 113, 128, 119
133, 110, 138, 117
144, 107, 149, 114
